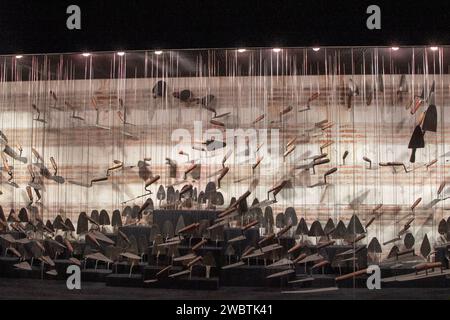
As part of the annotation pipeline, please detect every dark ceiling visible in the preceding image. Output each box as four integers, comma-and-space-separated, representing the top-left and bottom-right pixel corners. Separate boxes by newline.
0, 0, 449, 55
0, 0, 449, 79
2, 47, 449, 81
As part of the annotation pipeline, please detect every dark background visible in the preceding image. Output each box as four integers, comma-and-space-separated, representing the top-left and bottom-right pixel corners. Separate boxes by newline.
0, 0, 448, 54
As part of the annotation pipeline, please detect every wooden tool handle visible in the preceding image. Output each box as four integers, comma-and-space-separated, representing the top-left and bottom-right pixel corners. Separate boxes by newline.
317, 241, 335, 250
324, 167, 338, 183
321, 122, 334, 130
26, 186, 33, 201
187, 256, 203, 267
31, 148, 42, 162
287, 242, 303, 254
350, 234, 365, 244
242, 246, 255, 257
50, 157, 57, 172
373, 203, 383, 212
311, 260, 329, 269
342, 151, 349, 163
258, 233, 275, 246
91, 97, 98, 109
415, 262, 441, 271
91, 177, 108, 184
222, 150, 233, 166
145, 175, 161, 189
438, 181, 446, 195
34, 189, 41, 200
314, 153, 328, 161
192, 239, 208, 251
426, 159, 437, 169
286, 137, 297, 148
404, 217, 415, 228
2, 156, 10, 172
107, 161, 123, 174
236, 190, 251, 203
335, 269, 367, 281
410, 148, 417, 163
321, 141, 333, 150
410, 99, 422, 114
314, 158, 330, 166
156, 265, 172, 277
218, 167, 230, 179
365, 217, 376, 229
253, 114, 265, 124
315, 119, 329, 127
185, 164, 197, 175
178, 223, 200, 234
309, 92, 320, 102
324, 167, 338, 176
276, 224, 292, 238
242, 220, 259, 231
363, 156, 372, 167
383, 237, 400, 245
64, 239, 74, 254
411, 197, 422, 211
210, 119, 225, 127
218, 206, 238, 218
280, 105, 293, 115
283, 145, 296, 159
252, 157, 263, 170
293, 253, 307, 264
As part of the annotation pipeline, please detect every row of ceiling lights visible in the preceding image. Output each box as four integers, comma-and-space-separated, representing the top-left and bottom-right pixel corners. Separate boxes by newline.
263, 46, 440, 53
13, 46, 441, 59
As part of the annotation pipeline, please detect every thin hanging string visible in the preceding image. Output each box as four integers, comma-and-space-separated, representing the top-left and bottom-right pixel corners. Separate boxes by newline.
438, 48, 445, 236
349, 48, 357, 286
374, 48, 382, 243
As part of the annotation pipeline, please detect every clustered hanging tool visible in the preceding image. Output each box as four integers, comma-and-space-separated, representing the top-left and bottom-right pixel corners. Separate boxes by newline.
407, 80, 437, 163
396, 74, 408, 102
346, 78, 359, 109
32, 104, 47, 123
91, 97, 111, 130
298, 92, 319, 112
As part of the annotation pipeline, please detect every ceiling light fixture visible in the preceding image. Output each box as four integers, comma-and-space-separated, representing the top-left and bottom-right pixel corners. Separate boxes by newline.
237, 48, 247, 53
154, 50, 163, 55
117, 51, 125, 56
272, 48, 282, 53
391, 47, 399, 51
312, 48, 320, 52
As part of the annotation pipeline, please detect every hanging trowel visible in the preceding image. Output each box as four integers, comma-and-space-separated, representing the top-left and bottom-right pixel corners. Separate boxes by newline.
422, 104, 437, 135
408, 125, 424, 163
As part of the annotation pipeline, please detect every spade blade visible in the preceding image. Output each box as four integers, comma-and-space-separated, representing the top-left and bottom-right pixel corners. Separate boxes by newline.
422, 104, 437, 133
408, 125, 425, 149
408, 125, 424, 163
420, 234, 431, 258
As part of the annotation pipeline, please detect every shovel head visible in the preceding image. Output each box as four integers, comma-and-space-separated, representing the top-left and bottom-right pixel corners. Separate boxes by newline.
408, 125, 425, 149
408, 125, 425, 163
422, 104, 437, 132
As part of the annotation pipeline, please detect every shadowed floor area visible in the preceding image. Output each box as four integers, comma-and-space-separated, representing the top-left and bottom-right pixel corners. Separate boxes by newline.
0, 278, 449, 300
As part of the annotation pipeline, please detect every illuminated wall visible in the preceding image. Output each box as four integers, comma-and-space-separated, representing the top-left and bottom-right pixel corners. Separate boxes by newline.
0, 47, 449, 247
